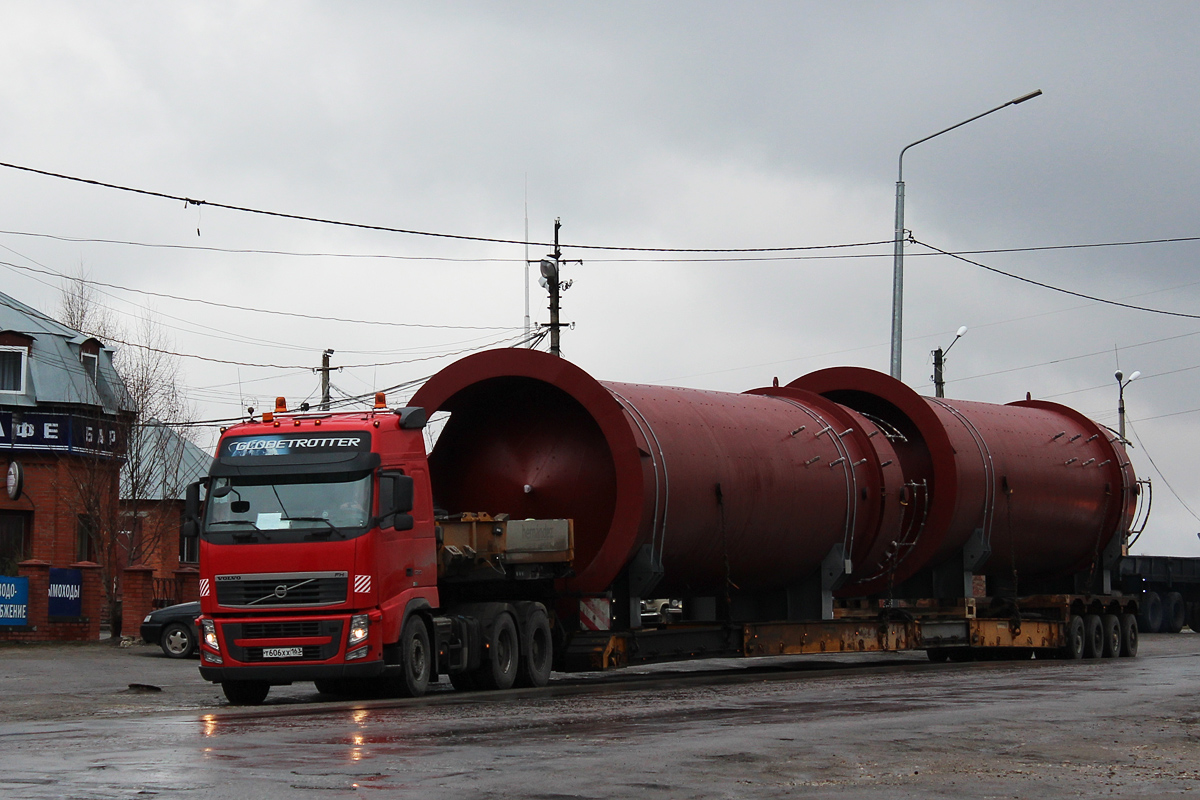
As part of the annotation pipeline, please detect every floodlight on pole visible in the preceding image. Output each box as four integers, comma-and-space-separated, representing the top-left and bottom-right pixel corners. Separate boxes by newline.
1115, 369, 1140, 441
931, 325, 968, 398
890, 89, 1042, 381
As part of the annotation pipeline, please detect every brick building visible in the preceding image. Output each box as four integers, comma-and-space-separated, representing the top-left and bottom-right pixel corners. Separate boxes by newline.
0, 291, 132, 574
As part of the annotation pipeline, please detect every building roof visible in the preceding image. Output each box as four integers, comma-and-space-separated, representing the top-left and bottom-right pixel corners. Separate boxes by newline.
122, 419, 213, 502
0, 291, 132, 414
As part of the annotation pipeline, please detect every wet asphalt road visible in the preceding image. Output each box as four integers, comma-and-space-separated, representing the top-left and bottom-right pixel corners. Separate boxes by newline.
1, 635, 1198, 798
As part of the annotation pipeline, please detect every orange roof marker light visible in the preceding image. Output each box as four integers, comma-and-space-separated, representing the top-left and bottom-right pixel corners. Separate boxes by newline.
375, 392, 387, 410
275, 397, 288, 414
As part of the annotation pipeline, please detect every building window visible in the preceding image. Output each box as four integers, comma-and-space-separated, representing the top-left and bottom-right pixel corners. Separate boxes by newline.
76, 515, 98, 563
179, 509, 198, 565
0, 347, 26, 394
0, 512, 30, 576
81, 352, 98, 383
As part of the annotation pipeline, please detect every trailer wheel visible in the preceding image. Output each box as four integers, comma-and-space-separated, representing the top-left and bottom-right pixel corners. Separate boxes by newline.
478, 612, 519, 691
396, 615, 432, 697
514, 606, 553, 688
1189, 603, 1200, 634
1082, 614, 1104, 658
449, 671, 478, 692
1119, 614, 1139, 657
1139, 591, 1163, 633
222, 680, 269, 706
1101, 614, 1121, 658
1164, 592, 1186, 634
926, 648, 949, 663
1060, 616, 1085, 660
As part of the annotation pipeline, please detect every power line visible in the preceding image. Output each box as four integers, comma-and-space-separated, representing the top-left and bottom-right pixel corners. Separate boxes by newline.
0, 259, 519, 332
914, 238, 1200, 320
0, 160, 889, 254
1127, 418, 1200, 524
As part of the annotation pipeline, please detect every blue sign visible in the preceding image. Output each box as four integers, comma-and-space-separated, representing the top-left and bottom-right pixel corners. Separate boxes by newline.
0, 412, 121, 456
48, 568, 82, 617
0, 576, 29, 626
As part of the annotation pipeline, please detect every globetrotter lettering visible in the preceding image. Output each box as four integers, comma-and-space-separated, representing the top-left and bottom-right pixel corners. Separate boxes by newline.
231, 437, 363, 452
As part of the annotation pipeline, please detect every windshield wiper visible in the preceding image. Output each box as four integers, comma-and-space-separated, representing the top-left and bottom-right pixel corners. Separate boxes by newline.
285, 516, 348, 539
207, 519, 265, 542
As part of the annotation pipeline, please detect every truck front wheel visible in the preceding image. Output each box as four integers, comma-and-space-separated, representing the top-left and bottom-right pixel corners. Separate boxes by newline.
222, 680, 269, 706
397, 615, 432, 697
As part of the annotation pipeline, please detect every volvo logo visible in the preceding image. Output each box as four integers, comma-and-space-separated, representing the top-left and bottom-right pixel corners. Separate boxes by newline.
274, 585, 289, 598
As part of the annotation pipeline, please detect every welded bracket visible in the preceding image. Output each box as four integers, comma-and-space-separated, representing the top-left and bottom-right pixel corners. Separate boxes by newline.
787, 544, 850, 621
931, 527, 991, 599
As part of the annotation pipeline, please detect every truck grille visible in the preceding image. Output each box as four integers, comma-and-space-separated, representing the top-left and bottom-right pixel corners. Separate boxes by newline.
241, 621, 323, 638
215, 572, 348, 608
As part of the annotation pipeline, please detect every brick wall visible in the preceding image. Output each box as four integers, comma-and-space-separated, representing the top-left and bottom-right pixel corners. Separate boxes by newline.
0, 559, 104, 642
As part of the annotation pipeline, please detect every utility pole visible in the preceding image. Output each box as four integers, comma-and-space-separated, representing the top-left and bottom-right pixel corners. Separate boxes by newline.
537, 218, 578, 357
931, 326, 967, 399
318, 349, 335, 410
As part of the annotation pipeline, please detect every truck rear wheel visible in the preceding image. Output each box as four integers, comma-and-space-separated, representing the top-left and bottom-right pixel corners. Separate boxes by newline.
1189, 603, 1200, 634
1139, 592, 1163, 633
1082, 614, 1104, 658
477, 612, 518, 691
1119, 614, 1139, 657
222, 680, 270, 706
396, 615, 432, 697
1101, 615, 1121, 657
1164, 592, 1186, 634
514, 606, 553, 688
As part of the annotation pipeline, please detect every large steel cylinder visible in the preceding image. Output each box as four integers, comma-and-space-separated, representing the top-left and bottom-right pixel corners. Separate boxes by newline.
789, 367, 1139, 593
411, 350, 888, 596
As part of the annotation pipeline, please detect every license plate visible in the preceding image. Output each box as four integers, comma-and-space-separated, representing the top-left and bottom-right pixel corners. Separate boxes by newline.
262, 647, 303, 659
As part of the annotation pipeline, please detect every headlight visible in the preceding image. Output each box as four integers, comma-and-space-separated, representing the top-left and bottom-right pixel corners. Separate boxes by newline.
347, 614, 369, 648
202, 618, 219, 651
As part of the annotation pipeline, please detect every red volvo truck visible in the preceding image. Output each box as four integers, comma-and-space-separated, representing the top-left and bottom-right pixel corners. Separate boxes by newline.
190, 349, 1147, 705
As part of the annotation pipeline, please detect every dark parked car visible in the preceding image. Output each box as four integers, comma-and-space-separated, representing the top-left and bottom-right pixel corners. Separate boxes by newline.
140, 601, 200, 658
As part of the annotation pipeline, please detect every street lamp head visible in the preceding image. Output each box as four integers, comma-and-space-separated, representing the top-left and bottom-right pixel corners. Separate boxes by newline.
1115, 370, 1123, 383
1011, 89, 1043, 105
1128, 370, 1141, 383
955, 326, 968, 338
539, 257, 558, 281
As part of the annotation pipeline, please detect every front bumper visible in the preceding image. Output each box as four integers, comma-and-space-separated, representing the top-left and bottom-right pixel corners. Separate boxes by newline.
199, 659, 389, 684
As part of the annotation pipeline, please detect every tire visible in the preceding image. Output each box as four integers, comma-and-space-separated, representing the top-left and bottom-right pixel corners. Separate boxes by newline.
926, 648, 949, 663
1139, 591, 1163, 633
1164, 592, 1186, 634
1060, 615, 1085, 660
1189, 602, 1200, 634
1119, 613, 1139, 657
514, 606, 553, 688
396, 615, 432, 698
477, 612, 519, 691
1082, 614, 1104, 659
1101, 614, 1121, 658
160, 622, 196, 659
222, 680, 270, 706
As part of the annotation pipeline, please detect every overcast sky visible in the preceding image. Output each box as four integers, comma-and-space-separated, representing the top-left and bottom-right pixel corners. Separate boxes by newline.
1, 2, 1198, 554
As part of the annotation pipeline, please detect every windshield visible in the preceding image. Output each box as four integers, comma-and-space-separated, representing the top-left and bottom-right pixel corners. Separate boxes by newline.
203, 472, 372, 539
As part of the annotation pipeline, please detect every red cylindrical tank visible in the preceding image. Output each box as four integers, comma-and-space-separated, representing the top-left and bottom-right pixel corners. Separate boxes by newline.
411, 349, 888, 596
789, 367, 1138, 593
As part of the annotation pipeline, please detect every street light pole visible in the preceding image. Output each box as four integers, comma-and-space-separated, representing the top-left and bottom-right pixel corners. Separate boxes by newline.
890, 89, 1042, 381
931, 325, 968, 398
1116, 369, 1140, 441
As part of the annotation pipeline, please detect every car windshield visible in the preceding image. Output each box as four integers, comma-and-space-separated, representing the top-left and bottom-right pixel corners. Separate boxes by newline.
204, 472, 372, 535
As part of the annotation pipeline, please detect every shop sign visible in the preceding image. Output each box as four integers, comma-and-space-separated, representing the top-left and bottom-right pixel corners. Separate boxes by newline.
0, 576, 29, 626
48, 568, 82, 617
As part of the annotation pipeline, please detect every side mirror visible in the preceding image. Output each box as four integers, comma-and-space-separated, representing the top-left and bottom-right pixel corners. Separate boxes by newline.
376, 473, 416, 529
